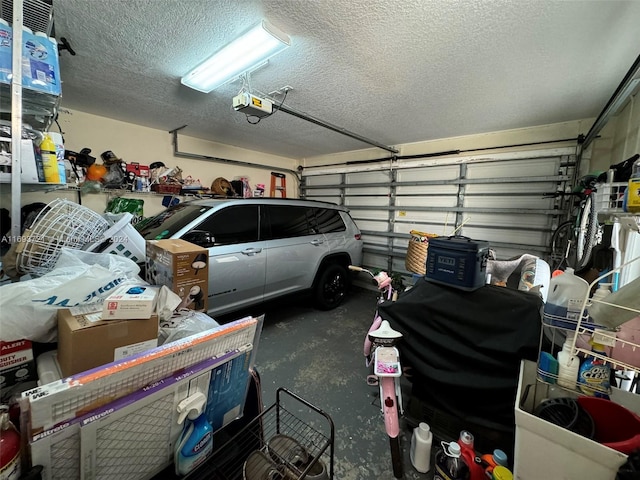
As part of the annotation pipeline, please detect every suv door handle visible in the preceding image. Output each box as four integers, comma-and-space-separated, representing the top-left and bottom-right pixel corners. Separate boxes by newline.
241, 248, 263, 256
310, 239, 324, 246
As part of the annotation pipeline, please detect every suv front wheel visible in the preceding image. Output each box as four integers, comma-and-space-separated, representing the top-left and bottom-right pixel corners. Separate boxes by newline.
314, 263, 349, 310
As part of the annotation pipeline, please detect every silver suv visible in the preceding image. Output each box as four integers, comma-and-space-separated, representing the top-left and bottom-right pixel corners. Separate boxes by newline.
137, 198, 363, 317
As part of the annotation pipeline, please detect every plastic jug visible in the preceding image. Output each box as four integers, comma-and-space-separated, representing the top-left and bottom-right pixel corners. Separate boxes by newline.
543, 268, 590, 330
480, 449, 508, 477
557, 333, 580, 390
40, 134, 60, 183
435, 441, 470, 480
457, 430, 485, 480
626, 156, 640, 213
410, 422, 433, 473
578, 340, 611, 398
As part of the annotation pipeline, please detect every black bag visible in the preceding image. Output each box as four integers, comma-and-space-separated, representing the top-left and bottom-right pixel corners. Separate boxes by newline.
609, 153, 639, 182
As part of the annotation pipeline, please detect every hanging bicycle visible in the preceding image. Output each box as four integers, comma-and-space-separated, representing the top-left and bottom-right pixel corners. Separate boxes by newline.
547, 173, 602, 271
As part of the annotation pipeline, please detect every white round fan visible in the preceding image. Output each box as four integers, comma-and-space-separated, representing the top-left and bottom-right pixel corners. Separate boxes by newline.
16, 198, 111, 277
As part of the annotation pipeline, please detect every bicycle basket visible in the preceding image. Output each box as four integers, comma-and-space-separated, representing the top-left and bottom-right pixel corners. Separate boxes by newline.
16, 198, 111, 277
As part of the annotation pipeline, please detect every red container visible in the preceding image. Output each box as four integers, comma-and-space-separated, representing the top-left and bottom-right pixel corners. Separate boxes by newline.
577, 396, 640, 454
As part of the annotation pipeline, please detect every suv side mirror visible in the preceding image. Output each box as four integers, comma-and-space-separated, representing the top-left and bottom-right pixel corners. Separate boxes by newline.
183, 230, 215, 248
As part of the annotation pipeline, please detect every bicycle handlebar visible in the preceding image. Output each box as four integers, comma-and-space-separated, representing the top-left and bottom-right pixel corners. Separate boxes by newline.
349, 265, 393, 290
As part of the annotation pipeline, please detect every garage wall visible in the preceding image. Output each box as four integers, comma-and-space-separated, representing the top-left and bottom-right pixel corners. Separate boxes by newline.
588, 93, 640, 172
1, 108, 299, 217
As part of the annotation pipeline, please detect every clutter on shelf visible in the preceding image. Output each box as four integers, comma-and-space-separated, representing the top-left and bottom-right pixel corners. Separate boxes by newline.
516, 257, 640, 479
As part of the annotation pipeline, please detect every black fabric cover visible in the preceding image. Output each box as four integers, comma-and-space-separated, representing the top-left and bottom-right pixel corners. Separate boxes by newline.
379, 278, 542, 430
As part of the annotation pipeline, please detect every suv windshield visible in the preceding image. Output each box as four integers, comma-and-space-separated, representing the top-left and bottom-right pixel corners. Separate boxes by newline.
136, 203, 212, 240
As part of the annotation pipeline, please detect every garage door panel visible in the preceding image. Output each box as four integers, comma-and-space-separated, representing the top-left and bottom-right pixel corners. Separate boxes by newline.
462, 226, 548, 248
305, 174, 343, 186
347, 171, 391, 184
302, 149, 575, 273
357, 219, 392, 232
396, 185, 459, 195
467, 213, 551, 230
348, 196, 390, 207
397, 196, 458, 208
363, 234, 392, 247
394, 211, 454, 224
306, 188, 342, 196
345, 186, 389, 195
397, 165, 459, 182
465, 182, 558, 194
351, 211, 391, 222
463, 195, 555, 210
466, 158, 560, 179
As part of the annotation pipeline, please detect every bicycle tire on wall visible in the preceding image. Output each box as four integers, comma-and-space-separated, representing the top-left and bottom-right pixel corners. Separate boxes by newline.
575, 192, 597, 271
550, 220, 575, 271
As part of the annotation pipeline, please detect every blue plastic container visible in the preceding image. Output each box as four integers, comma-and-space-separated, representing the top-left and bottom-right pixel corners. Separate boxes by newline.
0, 19, 12, 85
22, 30, 61, 95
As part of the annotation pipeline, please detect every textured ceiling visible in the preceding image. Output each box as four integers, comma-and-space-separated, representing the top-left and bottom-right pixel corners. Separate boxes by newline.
49, 0, 640, 159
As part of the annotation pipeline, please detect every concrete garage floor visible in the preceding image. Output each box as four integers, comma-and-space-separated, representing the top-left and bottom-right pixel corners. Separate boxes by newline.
222, 286, 435, 480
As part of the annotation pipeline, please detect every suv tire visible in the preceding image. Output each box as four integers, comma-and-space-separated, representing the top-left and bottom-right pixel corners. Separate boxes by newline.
314, 263, 349, 310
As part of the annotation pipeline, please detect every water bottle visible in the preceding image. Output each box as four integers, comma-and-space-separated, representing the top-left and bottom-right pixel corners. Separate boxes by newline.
435, 441, 470, 480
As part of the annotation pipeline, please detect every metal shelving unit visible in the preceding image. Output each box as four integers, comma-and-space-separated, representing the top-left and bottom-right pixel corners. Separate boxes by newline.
2, 0, 57, 240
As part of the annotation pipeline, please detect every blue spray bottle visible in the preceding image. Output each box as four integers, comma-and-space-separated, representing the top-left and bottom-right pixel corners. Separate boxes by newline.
174, 392, 213, 476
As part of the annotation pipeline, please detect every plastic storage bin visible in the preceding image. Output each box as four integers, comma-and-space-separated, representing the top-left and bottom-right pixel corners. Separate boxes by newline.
85, 212, 146, 264
514, 359, 640, 480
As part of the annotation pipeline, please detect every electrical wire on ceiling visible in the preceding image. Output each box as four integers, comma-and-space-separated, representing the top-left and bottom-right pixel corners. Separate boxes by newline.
244, 87, 288, 124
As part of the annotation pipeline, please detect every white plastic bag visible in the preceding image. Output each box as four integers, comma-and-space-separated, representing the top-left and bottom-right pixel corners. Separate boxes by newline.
158, 310, 220, 346
0, 248, 143, 342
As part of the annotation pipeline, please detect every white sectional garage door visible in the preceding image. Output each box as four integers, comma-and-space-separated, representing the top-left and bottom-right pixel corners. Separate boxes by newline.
301, 148, 577, 275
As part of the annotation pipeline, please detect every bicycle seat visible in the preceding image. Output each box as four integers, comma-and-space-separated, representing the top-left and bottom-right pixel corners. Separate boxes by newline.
368, 320, 402, 341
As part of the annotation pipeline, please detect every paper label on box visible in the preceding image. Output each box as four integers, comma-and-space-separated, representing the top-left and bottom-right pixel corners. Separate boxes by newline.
69, 303, 103, 316
84, 312, 103, 323
114, 339, 158, 361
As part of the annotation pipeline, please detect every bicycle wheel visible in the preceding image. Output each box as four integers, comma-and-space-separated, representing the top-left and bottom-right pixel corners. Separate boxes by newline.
550, 220, 574, 270
575, 192, 597, 270
390, 436, 403, 478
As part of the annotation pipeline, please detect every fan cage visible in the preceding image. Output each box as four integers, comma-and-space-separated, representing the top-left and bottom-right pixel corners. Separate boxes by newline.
17, 198, 110, 276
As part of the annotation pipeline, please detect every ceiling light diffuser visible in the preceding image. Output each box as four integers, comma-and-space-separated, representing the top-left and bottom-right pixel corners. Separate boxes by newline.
181, 20, 291, 93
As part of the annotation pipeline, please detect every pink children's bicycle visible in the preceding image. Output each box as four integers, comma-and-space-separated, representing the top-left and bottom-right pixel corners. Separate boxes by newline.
349, 266, 404, 478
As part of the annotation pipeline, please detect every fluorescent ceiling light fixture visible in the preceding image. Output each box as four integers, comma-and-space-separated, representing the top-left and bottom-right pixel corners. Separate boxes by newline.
181, 20, 291, 93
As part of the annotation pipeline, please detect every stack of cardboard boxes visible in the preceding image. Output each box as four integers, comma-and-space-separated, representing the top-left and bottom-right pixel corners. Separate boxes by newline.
55, 239, 209, 377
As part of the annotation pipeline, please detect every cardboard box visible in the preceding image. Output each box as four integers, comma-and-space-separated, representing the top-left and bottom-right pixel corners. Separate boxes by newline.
57, 309, 159, 377
0, 339, 37, 402
102, 284, 158, 320
0, 138, 42, 183
145, 239, 208, 312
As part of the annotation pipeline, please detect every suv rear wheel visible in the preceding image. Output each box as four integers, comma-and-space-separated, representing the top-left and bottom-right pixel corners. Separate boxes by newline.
314, 263, 349, 310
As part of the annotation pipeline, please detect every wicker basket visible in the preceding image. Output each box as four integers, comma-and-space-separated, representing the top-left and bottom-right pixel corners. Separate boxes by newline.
405, 230, 438, 275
